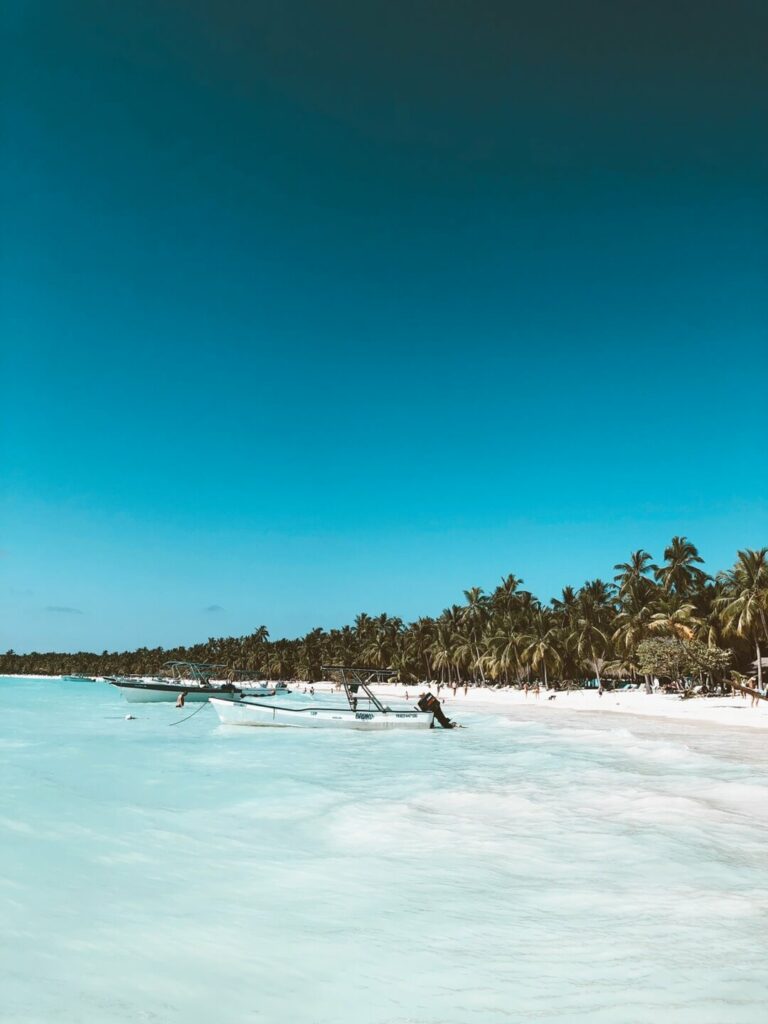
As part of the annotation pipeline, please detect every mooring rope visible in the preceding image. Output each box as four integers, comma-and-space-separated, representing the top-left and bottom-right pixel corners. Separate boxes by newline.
168, 701, 210, 726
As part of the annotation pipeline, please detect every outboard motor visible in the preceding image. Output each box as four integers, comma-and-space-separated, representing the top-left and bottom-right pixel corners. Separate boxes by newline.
417, 692, 456, 729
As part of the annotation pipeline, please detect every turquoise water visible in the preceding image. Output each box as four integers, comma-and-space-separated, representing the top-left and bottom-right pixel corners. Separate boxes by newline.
2, 677, 767, 1024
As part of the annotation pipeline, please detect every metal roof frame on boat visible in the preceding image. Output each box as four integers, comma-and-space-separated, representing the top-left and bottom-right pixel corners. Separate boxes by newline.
321, 666, 396, 713
163, 661, 267, 683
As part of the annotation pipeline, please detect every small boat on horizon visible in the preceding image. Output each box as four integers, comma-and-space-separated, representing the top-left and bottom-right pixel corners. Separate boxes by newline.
109, 661, 280, 703
210, 667, 454, 730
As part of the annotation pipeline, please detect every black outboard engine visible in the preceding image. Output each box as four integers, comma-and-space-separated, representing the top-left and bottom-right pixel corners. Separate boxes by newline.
417, 692, 456, 729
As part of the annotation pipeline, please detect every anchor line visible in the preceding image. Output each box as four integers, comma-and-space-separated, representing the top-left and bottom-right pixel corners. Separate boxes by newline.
168, 701, 210, 726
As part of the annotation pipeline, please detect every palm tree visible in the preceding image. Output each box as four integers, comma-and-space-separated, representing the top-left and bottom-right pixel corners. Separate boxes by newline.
649, 593, 702, 641
406, 618, 436, 681
655, 536, 708, 597
481, 615, 522, 684
326, 625, 357, 665
491, 574, 524, 616
569, 581, 614, 686
521, 608, 561, 687
430, 621, 456, 685
614, 550, 657, 595
716, 548, 768, 691
462, 587, 490, 683
247, 625, 270, 674
695, 580, 726, 650
362, 614, 403, 668
612, 582, 655, 666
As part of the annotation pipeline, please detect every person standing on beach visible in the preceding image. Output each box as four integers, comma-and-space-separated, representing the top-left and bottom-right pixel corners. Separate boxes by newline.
747, 677, 761, 708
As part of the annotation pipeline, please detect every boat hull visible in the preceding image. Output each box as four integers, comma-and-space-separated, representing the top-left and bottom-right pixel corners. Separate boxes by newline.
210, 698, 434, 730
121, 686, 212, 703
113, 683, 277, 703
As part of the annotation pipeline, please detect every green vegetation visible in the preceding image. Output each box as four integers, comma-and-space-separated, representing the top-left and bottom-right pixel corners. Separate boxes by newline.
3, 540, 767, 688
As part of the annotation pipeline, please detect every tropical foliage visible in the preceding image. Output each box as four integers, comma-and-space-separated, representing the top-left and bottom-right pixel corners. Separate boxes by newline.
2, 540, 765, 688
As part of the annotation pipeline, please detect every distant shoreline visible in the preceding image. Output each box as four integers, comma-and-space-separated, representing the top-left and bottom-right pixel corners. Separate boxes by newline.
4, 673, 767, 731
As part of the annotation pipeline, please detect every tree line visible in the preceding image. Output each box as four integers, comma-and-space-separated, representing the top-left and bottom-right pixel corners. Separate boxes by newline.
3, 540, 767, 691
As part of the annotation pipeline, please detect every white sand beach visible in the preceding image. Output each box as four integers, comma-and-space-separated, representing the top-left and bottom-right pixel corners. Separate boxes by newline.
364, 682, 768, 730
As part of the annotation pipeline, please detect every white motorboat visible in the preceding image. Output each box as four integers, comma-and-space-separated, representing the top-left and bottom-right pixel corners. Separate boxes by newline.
210, 696, 434, 729
210, 667, 452, 730
109, 661, 279, 703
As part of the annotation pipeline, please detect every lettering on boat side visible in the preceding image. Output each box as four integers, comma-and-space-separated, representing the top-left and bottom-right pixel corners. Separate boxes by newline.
355, 712, 375, 720
395, 713, 416, 718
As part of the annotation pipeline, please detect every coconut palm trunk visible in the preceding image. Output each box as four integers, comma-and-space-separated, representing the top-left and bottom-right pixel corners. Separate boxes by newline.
756, 640, 763, 691
474, 644, 486, 684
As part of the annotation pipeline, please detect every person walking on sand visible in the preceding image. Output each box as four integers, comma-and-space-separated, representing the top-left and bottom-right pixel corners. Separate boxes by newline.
524, 683, 529, 699
747, 677, 760, 708
463, 681, 468, 696
534, 682, 540, 699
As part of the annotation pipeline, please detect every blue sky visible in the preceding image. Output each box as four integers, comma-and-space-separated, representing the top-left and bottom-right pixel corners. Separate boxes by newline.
2, 2, 766, 652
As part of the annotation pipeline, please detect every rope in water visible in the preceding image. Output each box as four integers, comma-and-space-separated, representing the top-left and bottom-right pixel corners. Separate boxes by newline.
168, 701, 210, 726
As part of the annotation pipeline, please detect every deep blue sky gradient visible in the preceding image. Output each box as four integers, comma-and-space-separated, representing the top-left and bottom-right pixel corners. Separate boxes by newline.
2, 2, 767, 651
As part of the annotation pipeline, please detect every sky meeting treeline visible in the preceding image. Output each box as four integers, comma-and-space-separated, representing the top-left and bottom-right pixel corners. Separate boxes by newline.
4, 541, 767, 688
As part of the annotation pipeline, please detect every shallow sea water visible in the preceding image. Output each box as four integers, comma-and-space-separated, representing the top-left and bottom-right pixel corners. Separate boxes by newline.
2, 677, 767, 1023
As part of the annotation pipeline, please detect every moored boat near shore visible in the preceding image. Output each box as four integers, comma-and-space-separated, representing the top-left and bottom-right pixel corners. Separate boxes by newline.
210, 667, 452, 730
109, 661, 279, 703
210, 695, 434, 728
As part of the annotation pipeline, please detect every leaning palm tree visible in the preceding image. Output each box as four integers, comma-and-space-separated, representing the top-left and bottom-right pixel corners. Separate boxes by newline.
716, 548, 768, 691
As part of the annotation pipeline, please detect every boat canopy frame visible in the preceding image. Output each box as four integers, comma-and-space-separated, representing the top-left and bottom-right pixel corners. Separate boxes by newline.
321, 666, 396, 714
163, 661, 267, 685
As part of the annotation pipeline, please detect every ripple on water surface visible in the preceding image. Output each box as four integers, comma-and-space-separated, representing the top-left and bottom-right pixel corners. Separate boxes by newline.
1, 676, 767, 1023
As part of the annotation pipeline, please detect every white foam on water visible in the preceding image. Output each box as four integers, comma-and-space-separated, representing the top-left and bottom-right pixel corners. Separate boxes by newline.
2, 676, 768, 1023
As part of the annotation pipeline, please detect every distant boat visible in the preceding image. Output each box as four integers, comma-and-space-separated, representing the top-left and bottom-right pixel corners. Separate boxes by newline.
210, 666, 437, 730
109, 661, 279, 703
